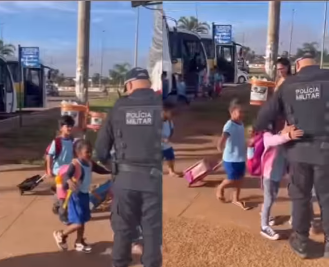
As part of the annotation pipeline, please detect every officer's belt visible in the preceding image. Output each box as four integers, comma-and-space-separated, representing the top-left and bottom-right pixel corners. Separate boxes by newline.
118, 163, 158, 174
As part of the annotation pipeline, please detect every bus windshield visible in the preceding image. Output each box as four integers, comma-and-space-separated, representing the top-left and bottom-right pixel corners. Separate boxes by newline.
7, 61, 21, 83
201, 38, 215, 59
168, 31, 207, 67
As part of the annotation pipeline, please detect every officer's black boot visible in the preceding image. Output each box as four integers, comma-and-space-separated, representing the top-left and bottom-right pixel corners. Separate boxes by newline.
324, 235, 329, 258
289, 232, 309, 259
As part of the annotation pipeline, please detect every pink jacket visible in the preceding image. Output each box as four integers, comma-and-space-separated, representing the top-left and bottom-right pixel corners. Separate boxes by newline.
262, 132, 290, 181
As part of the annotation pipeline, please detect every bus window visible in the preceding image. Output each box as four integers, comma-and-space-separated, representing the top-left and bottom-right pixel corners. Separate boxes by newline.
7, 62, 21, 83
222, 47, 232, 62
168, 31, 181, 60
201, 39, 215, 59
0, 59, 14, 93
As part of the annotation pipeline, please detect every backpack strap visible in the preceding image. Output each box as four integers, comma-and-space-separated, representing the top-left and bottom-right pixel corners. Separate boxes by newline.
71, 159, 82, 181
53, 137, 62, 160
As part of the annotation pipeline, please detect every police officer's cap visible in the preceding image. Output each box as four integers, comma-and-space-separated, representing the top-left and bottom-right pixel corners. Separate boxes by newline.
124, 67, 150, 85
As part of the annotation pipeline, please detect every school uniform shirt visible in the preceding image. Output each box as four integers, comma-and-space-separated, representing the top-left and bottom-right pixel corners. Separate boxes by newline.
222, 120, 246, 163
63, 160, 110, 193
48, 137, 74, 175
162, 120, 174, 150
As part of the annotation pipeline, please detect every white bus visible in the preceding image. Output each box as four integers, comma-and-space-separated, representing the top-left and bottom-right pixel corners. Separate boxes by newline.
167, 26, 208, 94
0, 56, 17, 113
137, 2, 208, 95
198, 33, 248, 84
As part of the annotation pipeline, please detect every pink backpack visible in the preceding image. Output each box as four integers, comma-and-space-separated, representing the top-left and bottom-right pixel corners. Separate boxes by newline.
247, 133, 265, 177
55, 159, 82, 199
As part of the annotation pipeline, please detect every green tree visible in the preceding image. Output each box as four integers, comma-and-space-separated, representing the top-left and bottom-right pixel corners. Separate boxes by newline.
92, 73, 101, 85
108, 63, 131, 85
242, 46, 256, 62
293, 42, 328, 62
295, 42, 321, 59
177, 16, 210, 34
0, 39, 16, 56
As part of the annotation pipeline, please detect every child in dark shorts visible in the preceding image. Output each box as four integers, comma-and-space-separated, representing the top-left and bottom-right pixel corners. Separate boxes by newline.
162, 102, 181, 177
53, 139, 110, 253
216, 99, 250, 210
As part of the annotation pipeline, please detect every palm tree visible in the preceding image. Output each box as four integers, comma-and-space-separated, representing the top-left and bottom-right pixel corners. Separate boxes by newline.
177, 16, 210, 34
108, 63, 131, 85
0, 39, 16, 56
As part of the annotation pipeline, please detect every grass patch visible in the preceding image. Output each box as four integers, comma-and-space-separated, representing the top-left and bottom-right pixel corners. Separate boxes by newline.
189, 85, 260, 137
0, 97, 118, 165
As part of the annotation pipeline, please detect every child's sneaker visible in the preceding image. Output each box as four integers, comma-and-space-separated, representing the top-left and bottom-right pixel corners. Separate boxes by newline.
53, 231, 68, 251
260, 227, 280, 241
75, 239, 92, 253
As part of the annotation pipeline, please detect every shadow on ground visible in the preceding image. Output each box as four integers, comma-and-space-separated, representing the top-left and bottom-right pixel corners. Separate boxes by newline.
0, 242, 141, 267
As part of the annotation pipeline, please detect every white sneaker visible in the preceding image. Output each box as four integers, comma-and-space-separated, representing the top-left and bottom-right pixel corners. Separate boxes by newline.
75, 239, 92, 253
260, 227, 280, 241
53, 231, 68, 251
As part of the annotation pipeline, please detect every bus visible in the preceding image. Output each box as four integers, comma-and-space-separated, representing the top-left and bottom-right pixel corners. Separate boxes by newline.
198, 33, 215, 70
198, 34, 248, 84
167, 26, 208, 94
0, 56, 17, 113
4, 56, 47, 108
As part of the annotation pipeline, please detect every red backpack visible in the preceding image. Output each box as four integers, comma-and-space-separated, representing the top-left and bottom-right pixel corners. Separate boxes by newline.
45, 137, 63, 160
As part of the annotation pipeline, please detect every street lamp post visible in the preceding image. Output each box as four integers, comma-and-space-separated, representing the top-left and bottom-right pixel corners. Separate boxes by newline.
288, 8, 295, 58
321, 1, 328, 68
99, 30, 105, 89
0, 23, 3, 41
134, 7, 140, 67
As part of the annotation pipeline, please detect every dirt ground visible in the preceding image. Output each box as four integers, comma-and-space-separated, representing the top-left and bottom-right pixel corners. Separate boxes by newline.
162, 85, 328, 267
1, 86, 328, 267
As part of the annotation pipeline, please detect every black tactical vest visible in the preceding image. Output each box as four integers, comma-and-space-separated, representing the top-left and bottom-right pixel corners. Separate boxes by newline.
281, 78, 329, 139
111, 91, 162, 167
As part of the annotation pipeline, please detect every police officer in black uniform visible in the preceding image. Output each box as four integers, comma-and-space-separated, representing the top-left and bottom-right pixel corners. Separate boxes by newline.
95, 67, 162, 267
254, 50, 329, 259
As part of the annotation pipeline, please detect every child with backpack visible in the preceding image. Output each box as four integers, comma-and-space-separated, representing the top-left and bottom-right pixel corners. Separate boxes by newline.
53, 139, 110, 253
46, 115, 75, 224
250, 121, 303, 240
214, 69, 224, 96
216, 99, 249, 210
162, 102, 181, 177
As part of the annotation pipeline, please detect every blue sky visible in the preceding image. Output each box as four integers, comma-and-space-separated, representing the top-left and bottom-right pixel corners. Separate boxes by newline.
164, 1, 329, 54
0, 1, 154, 75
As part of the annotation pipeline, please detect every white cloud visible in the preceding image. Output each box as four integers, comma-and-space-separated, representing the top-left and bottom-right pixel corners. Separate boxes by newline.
92, 18, 103, 24
0, 1, 134, 15
92, 9, 134, 15
45, 48, 147, 76
13, 1, 76, 12
0, 5, 16, 14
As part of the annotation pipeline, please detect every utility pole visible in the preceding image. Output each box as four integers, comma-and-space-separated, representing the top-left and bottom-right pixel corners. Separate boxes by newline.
321, 1, 328, 68
134, 7, 140, 67
99, 30, 105, 89
288, 8, 295, 57
265, 1, 281, 81
0, 23, 4, 42
75, 1, 91, 104
195, 2, 199, 20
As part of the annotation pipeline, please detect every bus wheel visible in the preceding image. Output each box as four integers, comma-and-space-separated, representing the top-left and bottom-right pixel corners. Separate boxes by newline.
238, 76, 246, 84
